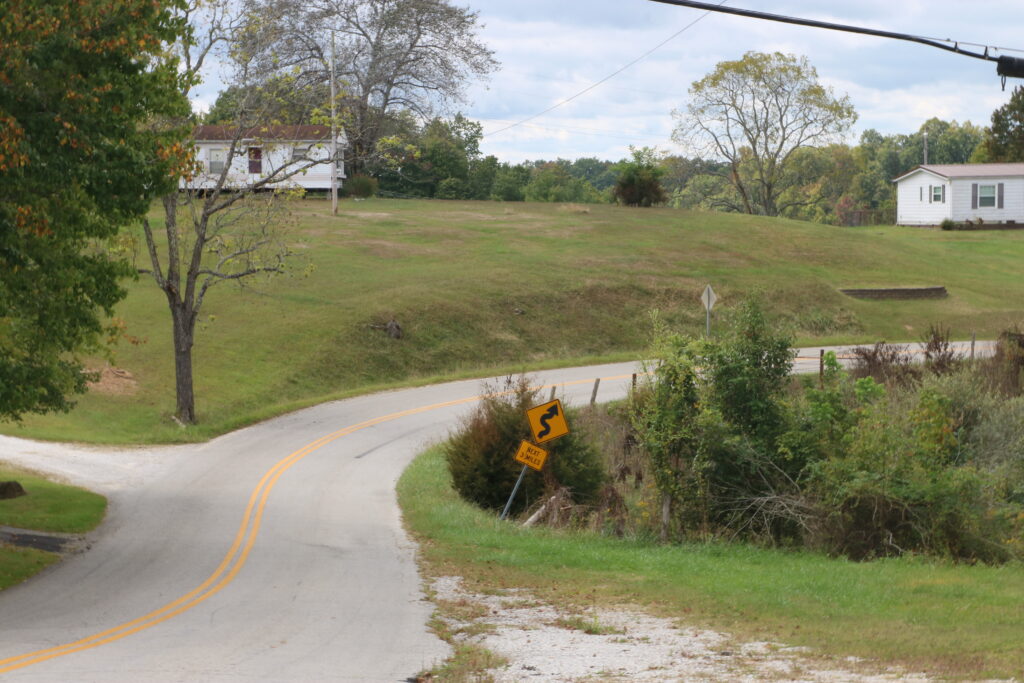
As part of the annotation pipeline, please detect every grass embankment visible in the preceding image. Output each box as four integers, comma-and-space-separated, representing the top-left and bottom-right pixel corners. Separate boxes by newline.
7, 198, 1024, 444
399, 446, 1024, 680
0, 464, 107, 591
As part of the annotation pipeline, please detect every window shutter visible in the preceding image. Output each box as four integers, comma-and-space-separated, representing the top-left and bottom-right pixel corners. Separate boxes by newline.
928, 185, 933, 203
942, 185, 946, 203
972, 183, 978, 209
998, 182, 1005, 209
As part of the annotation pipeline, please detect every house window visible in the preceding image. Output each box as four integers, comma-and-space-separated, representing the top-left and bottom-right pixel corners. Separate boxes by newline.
979, 184, 996, 208
932, 185, 944, 203
209, 148, 226, 174
248, 147, 262, 174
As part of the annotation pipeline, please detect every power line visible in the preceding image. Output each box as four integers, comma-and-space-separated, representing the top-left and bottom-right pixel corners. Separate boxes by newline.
481, 118, 671, 144
482, 0, 729, 139
646, 0, 1024, 85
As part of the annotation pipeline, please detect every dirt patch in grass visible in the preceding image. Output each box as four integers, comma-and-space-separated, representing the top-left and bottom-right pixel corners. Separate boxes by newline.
355, 239, 442, 259
86, 367, 138, 397
344, 211, 394, 219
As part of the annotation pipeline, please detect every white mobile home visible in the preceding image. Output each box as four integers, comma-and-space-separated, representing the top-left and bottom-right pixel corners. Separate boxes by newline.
186, 124, 346, 192
894, 163, 1024, 226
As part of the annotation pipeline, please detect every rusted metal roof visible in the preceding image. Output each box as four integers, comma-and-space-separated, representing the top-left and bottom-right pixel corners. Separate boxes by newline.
194, 124, 334, 141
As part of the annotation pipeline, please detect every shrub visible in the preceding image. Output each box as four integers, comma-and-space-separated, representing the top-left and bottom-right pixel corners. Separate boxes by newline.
940, 218, 958, 231
921, 324, 963, 375
631, 300, 801, 542
807, 381, 1017, 562
435, 177, 468, 200
344, 174, 378, 198
849, 341, 917, 386
445, 376, 605, 517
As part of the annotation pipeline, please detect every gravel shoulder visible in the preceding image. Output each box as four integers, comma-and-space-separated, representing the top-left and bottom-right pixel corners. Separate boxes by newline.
429, 576, 937, 683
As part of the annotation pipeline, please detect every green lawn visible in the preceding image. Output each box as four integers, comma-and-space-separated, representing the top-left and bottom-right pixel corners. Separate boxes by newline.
399, 446, 1024, 680
0, 464, 107, 591
0, 465, 107, 533
7, 198, 1024, 444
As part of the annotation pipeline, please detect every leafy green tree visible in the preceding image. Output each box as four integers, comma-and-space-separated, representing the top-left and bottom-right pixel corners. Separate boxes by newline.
375, 113, 482, 197
672, 51, 856, 216
467, 154, 499, 200
524, 163, 600, 203
612, 147, 667, 207
0, 0, 189, 420
490, 163, 531, 201
977, 86, 1024, 162
204, 78, 331, 125
569, 157, 618, 190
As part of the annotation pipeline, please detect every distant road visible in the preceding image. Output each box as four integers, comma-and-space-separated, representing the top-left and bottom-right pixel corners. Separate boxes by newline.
0, 341, 994, 681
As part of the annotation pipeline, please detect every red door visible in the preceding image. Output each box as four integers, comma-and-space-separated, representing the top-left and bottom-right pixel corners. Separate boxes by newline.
248, 147, 262, 174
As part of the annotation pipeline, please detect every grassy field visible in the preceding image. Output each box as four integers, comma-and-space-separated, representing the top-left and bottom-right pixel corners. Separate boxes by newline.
6, 198, 1024, 444
0, 464, 107, 591
399, 446, 1024, 680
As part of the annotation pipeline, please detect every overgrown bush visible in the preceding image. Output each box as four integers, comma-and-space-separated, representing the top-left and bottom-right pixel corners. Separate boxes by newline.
624, 305, 1024, 562
631, 300, 799, 542
445, 376, 605, 517
344, 174, 378, 198
435, 177, 468, 200
849, 341, 916, 385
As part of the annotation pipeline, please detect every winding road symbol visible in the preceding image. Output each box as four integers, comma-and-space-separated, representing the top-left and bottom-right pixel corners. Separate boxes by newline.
537, 404, 559, 439
526, 398, 569, 444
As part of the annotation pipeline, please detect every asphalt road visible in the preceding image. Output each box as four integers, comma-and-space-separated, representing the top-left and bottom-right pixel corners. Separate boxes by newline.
0, 342, 994, 681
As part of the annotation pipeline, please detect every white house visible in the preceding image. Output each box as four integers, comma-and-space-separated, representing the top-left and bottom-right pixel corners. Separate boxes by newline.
893, 163, 1024, 226
185, 124, 346, 192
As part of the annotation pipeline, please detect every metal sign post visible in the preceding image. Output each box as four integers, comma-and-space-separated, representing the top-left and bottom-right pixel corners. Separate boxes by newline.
500, 441, 550, 520
700, 284, 717, 337
500, 465, 529, 520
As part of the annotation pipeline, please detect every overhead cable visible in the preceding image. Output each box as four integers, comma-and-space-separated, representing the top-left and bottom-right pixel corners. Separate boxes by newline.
646, 0, 1024, 86
483, 0, 729, 139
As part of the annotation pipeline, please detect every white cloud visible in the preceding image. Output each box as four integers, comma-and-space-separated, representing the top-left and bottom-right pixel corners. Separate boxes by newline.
459, 0, 1024, 161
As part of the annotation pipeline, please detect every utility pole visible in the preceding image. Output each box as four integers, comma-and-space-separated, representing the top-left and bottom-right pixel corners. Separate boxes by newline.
330, 32, 338, 216
923, 130, 929, 165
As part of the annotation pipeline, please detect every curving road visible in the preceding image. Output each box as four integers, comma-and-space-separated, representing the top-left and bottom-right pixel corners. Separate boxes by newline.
0, 343, 994, 681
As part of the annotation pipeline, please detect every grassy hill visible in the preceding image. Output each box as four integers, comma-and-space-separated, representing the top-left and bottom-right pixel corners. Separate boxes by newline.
7, 198, 1024, 444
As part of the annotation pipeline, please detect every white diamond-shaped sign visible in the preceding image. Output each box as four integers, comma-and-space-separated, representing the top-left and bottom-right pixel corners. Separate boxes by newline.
700, 285, 717, 311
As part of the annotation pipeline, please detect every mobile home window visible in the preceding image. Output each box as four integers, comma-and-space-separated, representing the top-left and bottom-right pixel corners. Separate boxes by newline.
979, 184, 996, 207
209, 148, 226, 174
932, 185, 944, 203
248, 147, 262, 174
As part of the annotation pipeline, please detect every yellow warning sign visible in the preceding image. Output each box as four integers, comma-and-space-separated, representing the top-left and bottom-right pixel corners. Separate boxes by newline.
526, 398, 570, 444
514, 440, 549, 471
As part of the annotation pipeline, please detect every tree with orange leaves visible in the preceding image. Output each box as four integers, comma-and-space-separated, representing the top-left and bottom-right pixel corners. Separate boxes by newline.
0, 0, 190, 420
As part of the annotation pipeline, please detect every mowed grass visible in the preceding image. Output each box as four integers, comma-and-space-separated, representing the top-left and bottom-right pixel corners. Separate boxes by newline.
7, 198, 1024, 443
0, 464, 107, 591
398, 446, 1024, 680
0, 464, 107, 533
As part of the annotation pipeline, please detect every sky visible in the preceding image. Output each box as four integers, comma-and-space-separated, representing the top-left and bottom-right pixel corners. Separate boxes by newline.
188, 1, 1024, 164
451, 0, 1024, 163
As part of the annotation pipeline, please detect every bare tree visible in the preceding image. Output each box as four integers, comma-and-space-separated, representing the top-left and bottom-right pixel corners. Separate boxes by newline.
672, 51, 856, 216
143, 0, 340, 424
255, 0, 498, 175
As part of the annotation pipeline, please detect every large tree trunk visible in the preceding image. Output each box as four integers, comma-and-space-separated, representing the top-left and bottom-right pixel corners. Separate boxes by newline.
170, 304, 196, 424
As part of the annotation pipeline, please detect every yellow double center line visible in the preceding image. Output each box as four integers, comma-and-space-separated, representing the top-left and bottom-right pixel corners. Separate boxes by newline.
0, 374, 632, 674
